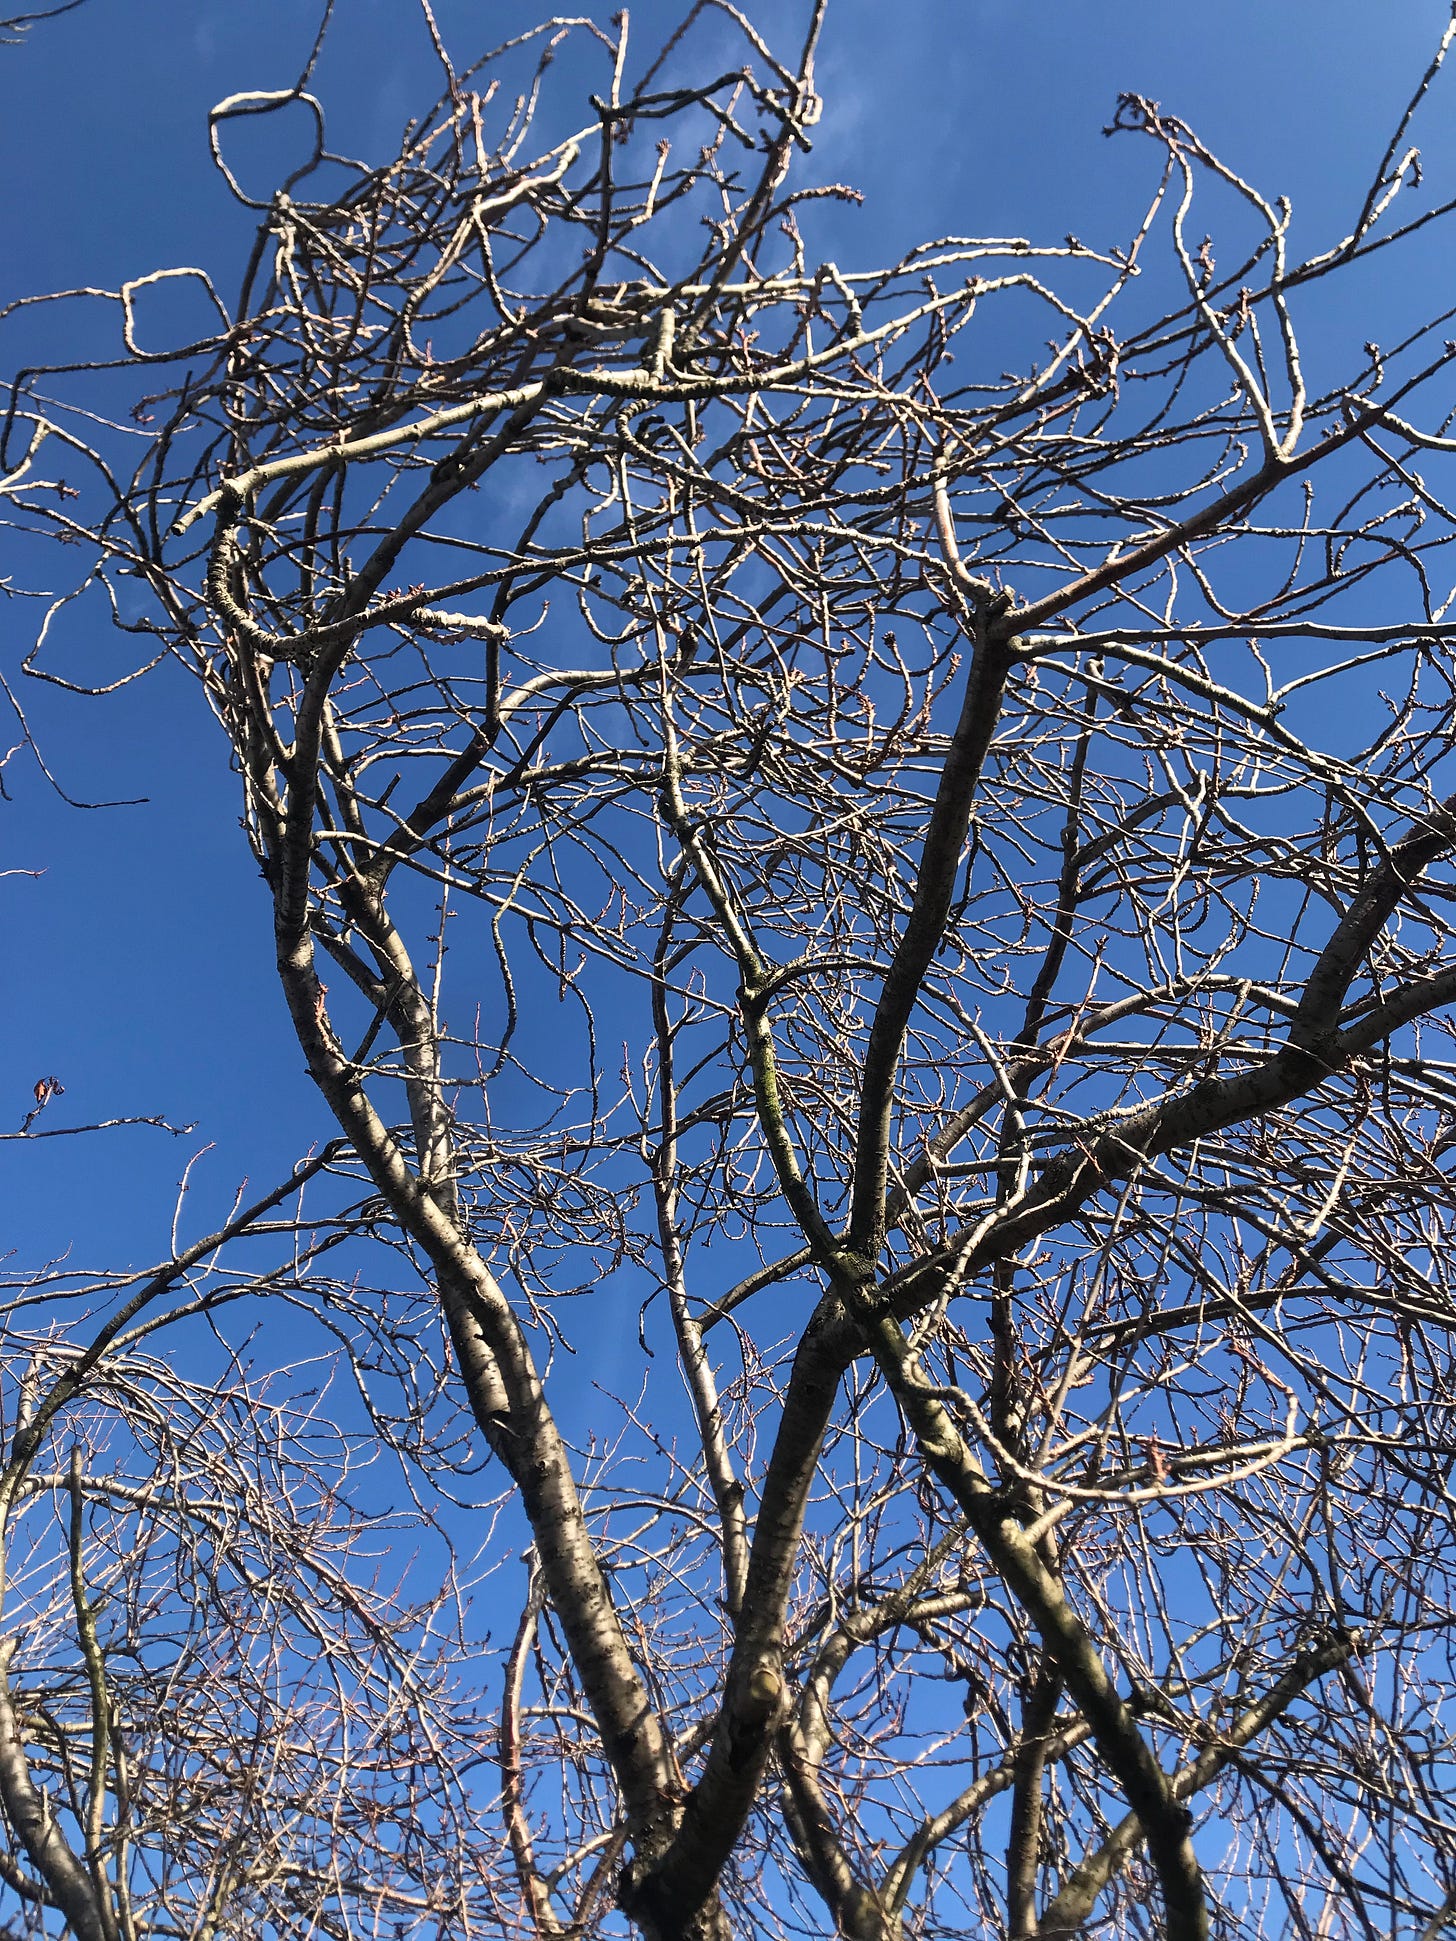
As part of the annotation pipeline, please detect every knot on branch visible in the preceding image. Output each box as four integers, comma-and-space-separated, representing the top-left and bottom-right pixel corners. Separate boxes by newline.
742, 1659, 783, 1723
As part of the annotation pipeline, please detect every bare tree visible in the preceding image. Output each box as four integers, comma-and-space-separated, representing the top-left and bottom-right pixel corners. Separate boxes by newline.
8, 4, 1456, 1937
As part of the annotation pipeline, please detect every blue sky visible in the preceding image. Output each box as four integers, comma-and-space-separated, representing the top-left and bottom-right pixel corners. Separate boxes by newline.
1, 0, 1453, 1288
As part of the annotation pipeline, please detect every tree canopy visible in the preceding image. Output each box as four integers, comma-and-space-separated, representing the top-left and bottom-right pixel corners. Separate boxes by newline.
7, 6, 1456, 1938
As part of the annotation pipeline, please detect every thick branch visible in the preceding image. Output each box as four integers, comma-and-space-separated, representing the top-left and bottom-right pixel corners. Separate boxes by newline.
0, 1641, 108, 1941
271, 928, 679, 1844
1035, 1636, 1353, 1937
848, 599, 1014, 1258
848, 1299, 1208, 1941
